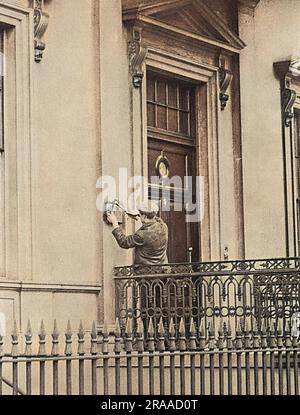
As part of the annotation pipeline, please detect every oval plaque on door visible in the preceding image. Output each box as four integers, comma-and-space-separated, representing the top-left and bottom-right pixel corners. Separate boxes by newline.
155, 154, 170, 179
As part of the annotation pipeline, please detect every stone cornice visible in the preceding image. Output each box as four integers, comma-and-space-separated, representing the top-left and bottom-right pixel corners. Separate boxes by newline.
122, 0, 192, 16
122, 0, 246, 53
123, 0, 261, 13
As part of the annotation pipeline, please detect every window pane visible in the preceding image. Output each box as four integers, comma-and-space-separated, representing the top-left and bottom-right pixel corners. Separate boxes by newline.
179, 112, 189, 135
179, 87, 189, 110
168, 108, 178, 133
147, 71, 195, 139
168, 82, 178, 107
157, 106, 167, 130
157, 80, 166, 104
147, 76, 155, 102
147, 103, 156, 127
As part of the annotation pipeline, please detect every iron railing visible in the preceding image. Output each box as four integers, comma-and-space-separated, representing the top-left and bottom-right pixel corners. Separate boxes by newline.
114, 257, 300, 337
0, 320, 99, 395
103, 317, 300, 395
1, 317, 300, 395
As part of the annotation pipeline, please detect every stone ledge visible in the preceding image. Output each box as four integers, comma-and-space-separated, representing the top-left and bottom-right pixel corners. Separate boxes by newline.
0, 279, 102, 293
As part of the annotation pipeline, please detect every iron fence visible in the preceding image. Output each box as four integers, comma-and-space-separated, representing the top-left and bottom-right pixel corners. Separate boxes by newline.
1, 317, 300, 395
0, 320, 99, 395
114, 257, 300, 338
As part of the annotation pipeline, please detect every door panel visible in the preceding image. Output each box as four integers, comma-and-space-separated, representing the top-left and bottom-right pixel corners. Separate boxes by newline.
148, 140, 191, 183
148, 140, 199, 263
161, 207, 188, 263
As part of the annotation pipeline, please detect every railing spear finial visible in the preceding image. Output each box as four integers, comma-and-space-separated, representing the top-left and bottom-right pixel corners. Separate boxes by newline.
147, 318, 155, 352
244, 320, 251, 349
77, 320, 85, 355
102, 321, 109, 355
38, 320, 46, 356
261, 319, 266, 334
157, 318, 165, 352
217, 319, 224, 350
51, 319, 59, 356
136, 318, 144, 353
125, 318, 133, 353
168, 318, 176, 352
252, 319, 260, 349
260, 320, 268, 349
11, 319, 19, 357
284, 321, 292, 348
90, 321, 98, 355
125, 317, 132, 337
115, 318, 121, 338
114, 318, 122, 354
277, 320, 283, 349
268, 322, 276, 349
208, 321, 215, 351
225, 320, 233, 350
179, 318, 187, 351
235, 320, 243, 350
137, 318, 144, 337
292, 319, 299, 347
199, 319, 206, 350
189, 317, 197, 351
25, 320, 32, 357
65, 320, 72, 356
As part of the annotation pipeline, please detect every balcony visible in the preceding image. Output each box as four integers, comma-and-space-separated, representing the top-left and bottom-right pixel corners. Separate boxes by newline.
114, 257, 300, 338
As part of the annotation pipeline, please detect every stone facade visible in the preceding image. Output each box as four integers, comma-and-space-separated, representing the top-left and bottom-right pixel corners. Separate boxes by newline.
0, 0, 298, 332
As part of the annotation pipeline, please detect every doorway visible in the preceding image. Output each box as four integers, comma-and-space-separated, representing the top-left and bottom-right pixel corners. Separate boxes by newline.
146, 71, 200, 263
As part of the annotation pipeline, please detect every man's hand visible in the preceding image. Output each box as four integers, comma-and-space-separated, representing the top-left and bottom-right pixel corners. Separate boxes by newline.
106, 212, 119, 229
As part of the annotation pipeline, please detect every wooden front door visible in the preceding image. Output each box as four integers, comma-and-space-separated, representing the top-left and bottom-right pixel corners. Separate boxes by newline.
146, 71, 200, 263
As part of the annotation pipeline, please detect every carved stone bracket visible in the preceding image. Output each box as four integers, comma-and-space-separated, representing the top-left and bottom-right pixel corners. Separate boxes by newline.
274, 59, 300, 127
128, 27, 147, 88
219, 57, 233, 111
282, 80, 297, 128
32, 0, 51, 63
